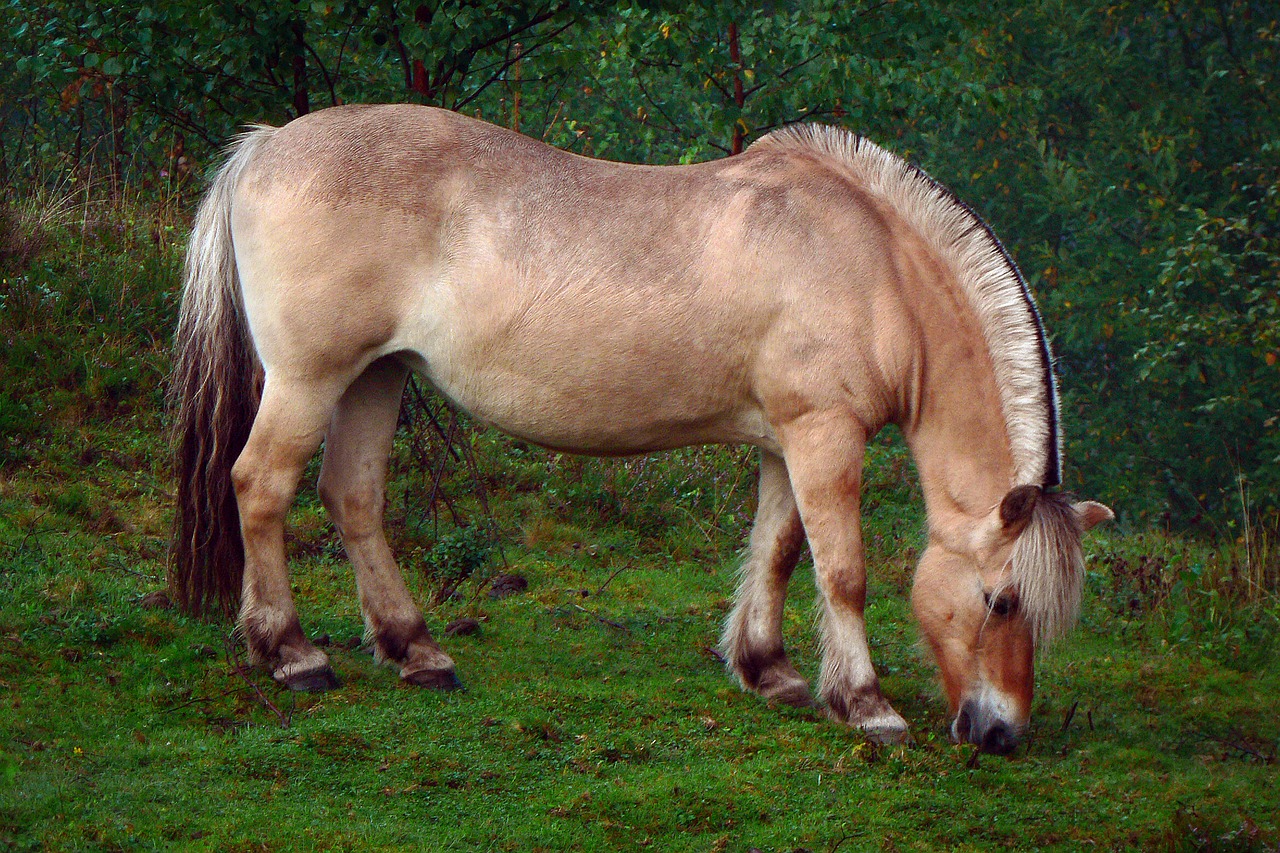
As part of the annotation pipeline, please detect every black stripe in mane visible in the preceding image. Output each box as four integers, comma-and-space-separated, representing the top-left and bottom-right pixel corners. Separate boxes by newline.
763, 126, 1064, 488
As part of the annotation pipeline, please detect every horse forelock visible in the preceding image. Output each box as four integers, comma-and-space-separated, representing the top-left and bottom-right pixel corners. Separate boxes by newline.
751, 125, 1063, 489
1008, 491, 1084, 645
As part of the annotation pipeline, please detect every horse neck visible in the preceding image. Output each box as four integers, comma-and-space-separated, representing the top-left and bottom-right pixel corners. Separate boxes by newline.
896, 269, 1019, 551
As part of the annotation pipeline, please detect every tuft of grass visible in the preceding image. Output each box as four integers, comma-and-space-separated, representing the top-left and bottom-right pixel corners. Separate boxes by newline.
0, 192, 180, 470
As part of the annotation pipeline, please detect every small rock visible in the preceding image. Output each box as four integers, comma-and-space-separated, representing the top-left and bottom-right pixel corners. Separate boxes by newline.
140, 591, 172, 610
488, 574, 529, 599
193, 644, 217, 659
444, 617, 480, 637
340, 636, 362, 651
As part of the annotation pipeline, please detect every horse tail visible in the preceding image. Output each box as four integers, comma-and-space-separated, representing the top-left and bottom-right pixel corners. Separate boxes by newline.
168, 127, 275, 616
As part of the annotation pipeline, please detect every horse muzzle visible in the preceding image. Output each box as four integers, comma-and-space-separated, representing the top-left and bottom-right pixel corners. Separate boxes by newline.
952, 699, 1024, 756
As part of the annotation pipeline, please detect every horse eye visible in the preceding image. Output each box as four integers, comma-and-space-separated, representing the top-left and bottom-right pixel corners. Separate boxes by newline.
983, 591, 1016, 617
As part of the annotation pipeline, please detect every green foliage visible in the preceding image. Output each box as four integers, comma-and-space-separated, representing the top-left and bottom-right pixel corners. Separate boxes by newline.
0, 198, 179, 466
425, 524, 495, 586
3, 1, 1277, 528
1089, 535, 1279, 671
2, 0, 607, 190
1135, 168, 1280, 523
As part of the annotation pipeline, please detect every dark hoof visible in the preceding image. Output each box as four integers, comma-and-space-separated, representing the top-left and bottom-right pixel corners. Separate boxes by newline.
403, 667, 464, 691
284, 667, 341, 693
768, 682, 816, 709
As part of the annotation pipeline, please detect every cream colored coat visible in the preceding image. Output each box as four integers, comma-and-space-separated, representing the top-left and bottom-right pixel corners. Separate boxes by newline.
171, 105, 1111, 754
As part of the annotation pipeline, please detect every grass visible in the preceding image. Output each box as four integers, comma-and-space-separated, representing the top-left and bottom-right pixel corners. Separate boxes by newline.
1, 206, 1277, 851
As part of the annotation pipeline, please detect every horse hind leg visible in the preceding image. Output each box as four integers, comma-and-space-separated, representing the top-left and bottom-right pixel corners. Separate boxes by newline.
233, 375, 345, 691
720, 450, 813, 708
317, 357, 460, 690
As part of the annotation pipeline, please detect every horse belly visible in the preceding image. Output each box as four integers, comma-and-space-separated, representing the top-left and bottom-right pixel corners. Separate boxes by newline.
406, 294, 771, 454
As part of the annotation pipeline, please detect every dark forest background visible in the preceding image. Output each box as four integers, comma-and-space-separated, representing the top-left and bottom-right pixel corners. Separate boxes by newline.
3, 0, 1277, 538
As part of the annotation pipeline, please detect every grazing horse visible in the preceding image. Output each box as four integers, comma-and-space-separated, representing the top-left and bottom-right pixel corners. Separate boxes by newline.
171, 105, 1112, 754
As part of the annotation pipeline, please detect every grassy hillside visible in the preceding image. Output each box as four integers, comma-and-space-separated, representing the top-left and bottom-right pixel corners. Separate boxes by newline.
0, 209, 1276, 850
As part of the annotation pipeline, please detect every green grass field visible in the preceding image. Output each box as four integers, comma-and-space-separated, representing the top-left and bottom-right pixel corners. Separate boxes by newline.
1, 211, 1276, 851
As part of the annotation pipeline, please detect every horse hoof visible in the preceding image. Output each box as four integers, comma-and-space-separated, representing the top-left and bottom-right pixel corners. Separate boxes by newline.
861, 722, 911, 745
283, 666, 341, 693
765, 681, 816, 709
403, 667, 464, 691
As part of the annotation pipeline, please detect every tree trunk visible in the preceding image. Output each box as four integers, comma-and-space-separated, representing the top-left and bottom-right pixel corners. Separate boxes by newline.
292, 18, 310, 117
411, 5, 433, 98
728, 22, 745, 155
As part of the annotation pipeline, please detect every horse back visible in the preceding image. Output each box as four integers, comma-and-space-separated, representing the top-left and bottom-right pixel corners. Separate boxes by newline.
230, 105, 913, 453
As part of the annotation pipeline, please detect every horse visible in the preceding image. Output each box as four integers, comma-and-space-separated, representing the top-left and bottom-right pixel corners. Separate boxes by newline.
170, 104, 1112, 755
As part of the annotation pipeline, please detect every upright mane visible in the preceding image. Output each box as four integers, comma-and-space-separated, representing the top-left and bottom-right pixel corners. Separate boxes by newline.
749, 125, 1062, 490
750, 125, 1083, 643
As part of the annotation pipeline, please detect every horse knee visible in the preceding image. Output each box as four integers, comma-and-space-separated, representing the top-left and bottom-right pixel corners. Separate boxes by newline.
231, 462, 293, 534
817, 564, 867, 612
317, 475, 384, 539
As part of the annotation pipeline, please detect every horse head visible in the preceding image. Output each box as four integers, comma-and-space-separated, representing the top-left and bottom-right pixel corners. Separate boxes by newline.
913, 486, 1113, 754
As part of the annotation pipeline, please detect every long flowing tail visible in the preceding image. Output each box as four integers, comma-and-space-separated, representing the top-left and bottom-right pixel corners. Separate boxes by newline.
168, 127, 275, 616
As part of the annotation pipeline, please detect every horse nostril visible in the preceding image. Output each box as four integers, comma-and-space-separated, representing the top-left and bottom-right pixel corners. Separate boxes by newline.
953, 704, 976, 743
980, 722, 1018, 756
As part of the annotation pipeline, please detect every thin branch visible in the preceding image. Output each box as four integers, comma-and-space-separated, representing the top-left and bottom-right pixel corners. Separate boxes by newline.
742, 49, 826, 100
451, 19, 576, 111
1061, 700, 1079, 732
331, 13, 359, 93
632, 69, 697, 142
383, 9, 414, 93
161, 685, 257, 714
592, 563, 632, 597
571, 603, 627, 631
462, 4, 565, 59
302, 38, 338, 108
222, 633, 291, 728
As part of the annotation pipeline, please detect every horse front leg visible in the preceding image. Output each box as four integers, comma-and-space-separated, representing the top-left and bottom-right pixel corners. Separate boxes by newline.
232, 376, 343, 691
777, 413, 908, 742
317, 358, 460, 689
721, 449, 813, 707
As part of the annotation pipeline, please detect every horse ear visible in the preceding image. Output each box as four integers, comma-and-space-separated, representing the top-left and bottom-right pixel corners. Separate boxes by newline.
1073, 500, 1114, 532
999, 485, 1041, 534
